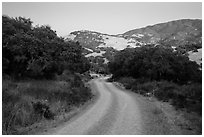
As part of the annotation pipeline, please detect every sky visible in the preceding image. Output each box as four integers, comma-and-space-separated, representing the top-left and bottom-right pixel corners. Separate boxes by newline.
2, 2, 202, 36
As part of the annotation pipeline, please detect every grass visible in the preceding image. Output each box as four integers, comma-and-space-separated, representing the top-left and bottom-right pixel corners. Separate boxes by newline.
116, 77, 202, 134
152, 107, 163, 115
2, 72, 93, 134
182, 111, 202, 134
117, 77, 202, 115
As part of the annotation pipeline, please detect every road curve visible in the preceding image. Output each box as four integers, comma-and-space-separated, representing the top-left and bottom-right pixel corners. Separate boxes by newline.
49, 77, 145, 135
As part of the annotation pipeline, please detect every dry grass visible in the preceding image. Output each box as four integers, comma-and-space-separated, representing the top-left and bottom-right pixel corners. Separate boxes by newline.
152, 107, 163, 115
2, 74, 93, 134
117, 77, 202, 134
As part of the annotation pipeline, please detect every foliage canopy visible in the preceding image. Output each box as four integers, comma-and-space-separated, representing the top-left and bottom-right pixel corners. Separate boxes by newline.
2, 15, 90, 79
108, 45, 201, 84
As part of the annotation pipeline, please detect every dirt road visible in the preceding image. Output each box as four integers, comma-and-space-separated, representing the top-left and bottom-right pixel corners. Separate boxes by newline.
43, 77, 183, 135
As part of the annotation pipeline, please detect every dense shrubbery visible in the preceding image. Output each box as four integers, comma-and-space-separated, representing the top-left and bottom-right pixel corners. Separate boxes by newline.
109, 45, 201, 84
117, 77, 202, 115
2, 15, 90, 79
88, 56, 109, 74
2, 72, 93, 134
109, 45, 202, 115
2, 15, 92, 134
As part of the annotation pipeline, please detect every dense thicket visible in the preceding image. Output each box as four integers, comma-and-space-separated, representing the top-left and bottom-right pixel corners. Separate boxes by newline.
108, 45, 201, 84
2, 15, 90, 79
2, 15, 92, 134
108, 45, 202, 117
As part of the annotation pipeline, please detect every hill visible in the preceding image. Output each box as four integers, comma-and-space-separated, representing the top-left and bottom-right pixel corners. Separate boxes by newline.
64, 19, 202, 73
123, 19, 202, 47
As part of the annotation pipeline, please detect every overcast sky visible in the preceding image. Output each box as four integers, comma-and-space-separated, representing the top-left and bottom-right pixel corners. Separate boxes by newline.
2, 2, 202, 36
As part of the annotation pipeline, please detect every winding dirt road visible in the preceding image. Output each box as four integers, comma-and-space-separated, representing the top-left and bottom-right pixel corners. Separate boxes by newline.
47, 77, 144, 134
42, 77, 183, 135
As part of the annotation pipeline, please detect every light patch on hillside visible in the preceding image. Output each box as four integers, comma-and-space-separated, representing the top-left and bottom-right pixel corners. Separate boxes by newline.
65, 34, 76, 40
128, 38, 136, 43
85, 51, 106, 57
132, 34, 144, 38
84, 47, 93, 52
99, 35, 137, 50
188, 48, 202, 65
103, 58, 109, 64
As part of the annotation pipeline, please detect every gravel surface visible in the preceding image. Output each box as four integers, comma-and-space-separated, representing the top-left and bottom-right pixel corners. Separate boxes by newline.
41, 77, 187, 135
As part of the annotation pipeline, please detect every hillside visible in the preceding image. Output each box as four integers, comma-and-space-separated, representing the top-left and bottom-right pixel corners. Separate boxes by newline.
123, 19, 202, 47
65, 19, 202, 73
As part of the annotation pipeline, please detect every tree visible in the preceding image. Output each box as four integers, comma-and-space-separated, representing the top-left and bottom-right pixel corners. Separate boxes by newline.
2, 15, 90, 79
108, 45, 201, 84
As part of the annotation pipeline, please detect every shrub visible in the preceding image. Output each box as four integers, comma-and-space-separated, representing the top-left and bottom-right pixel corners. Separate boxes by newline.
32, 101, 54, 120
154, 81, 179, 101
136, 81, 157, 95
117, 77, 202, 115
118, 77, 136, 89
2, 15, 90, 79
181, 83, 202, 101
2, 75, 93, 134
180, 84, 202, 115
109, 46, 201, 84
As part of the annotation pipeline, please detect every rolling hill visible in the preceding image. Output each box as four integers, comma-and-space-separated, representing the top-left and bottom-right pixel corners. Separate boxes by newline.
64, 19, 202, 73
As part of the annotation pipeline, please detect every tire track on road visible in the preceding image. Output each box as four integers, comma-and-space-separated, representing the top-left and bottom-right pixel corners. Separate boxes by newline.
86, 81, 120, 134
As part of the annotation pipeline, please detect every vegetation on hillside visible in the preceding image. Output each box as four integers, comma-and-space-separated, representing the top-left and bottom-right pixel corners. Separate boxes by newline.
123, 19, 202, 47
109, 45, 201, 84
3, 15, 90, 79
2, 15, 92, 134
108, 45, 202, 115
3, 72, 93, 134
